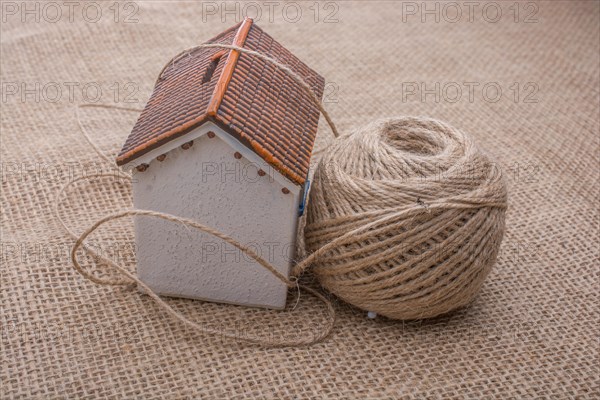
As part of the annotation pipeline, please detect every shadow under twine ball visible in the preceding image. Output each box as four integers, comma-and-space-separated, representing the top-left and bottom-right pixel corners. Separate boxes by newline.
304, 117, 508, 320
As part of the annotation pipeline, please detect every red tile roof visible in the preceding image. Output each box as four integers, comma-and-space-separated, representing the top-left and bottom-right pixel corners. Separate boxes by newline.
116, 18, 324, 186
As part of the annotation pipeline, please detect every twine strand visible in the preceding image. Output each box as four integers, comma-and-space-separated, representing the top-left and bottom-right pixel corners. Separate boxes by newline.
56, 170, 336, 346
75, 103, 144, 164
156, 43, 340, 138
68, 209, 335, 347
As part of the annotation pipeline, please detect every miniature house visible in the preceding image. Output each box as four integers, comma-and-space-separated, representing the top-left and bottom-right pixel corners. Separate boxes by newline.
116, 18, 324, 309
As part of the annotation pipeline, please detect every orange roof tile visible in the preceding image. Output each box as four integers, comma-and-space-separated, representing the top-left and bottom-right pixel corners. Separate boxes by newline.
116, 18, 324, 186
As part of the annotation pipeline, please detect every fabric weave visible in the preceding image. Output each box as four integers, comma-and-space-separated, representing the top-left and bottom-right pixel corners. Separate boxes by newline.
1, 1, 598, 398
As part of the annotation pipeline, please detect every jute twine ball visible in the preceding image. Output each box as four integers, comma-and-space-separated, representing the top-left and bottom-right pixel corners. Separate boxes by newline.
304, 117, 507, 320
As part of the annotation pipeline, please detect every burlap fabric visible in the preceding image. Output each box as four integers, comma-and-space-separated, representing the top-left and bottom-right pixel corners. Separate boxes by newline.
1, 1, 598, 398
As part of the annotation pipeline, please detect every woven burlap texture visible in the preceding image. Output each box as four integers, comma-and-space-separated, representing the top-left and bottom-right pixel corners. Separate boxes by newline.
1, 1, 598, 398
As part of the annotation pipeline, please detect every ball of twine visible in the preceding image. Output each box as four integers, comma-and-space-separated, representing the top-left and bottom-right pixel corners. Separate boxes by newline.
303, 117, 508, 320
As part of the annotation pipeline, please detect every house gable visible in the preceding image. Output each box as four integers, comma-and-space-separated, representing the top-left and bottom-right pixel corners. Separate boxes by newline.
126, 121, 301, 196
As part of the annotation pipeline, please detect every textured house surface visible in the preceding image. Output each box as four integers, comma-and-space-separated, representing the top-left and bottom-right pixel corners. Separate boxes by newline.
116, 18, 324, 309
117, 17, 325, 186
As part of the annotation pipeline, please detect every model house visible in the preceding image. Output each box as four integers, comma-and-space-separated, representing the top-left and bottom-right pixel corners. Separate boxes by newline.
116, 18, 324, 309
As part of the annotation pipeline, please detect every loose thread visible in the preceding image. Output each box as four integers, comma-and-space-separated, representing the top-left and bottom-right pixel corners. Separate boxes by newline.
156, 43, 340, 139
55, 143, 337, 347
68, 209, 335, 347
54, 172, 134, 286
75, 103, 144, 165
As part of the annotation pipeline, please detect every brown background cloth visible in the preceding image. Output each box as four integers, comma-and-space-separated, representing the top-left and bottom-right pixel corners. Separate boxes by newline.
1, 1, 598, 398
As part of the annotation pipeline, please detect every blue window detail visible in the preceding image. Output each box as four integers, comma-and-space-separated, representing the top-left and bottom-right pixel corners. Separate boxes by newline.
298, 179, 310, 217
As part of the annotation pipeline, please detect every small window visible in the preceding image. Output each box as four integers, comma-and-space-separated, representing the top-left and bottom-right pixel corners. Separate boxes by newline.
202, 55, 221, 84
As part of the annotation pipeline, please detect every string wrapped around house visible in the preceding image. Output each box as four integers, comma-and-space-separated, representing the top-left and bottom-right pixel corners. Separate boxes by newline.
61, 21, 508, 346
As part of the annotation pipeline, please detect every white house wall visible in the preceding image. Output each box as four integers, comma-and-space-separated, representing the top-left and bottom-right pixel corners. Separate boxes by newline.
131, 123, 301, 309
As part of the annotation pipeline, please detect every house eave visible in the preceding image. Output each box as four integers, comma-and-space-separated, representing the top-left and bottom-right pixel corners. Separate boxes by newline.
118, 113, 308, 186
